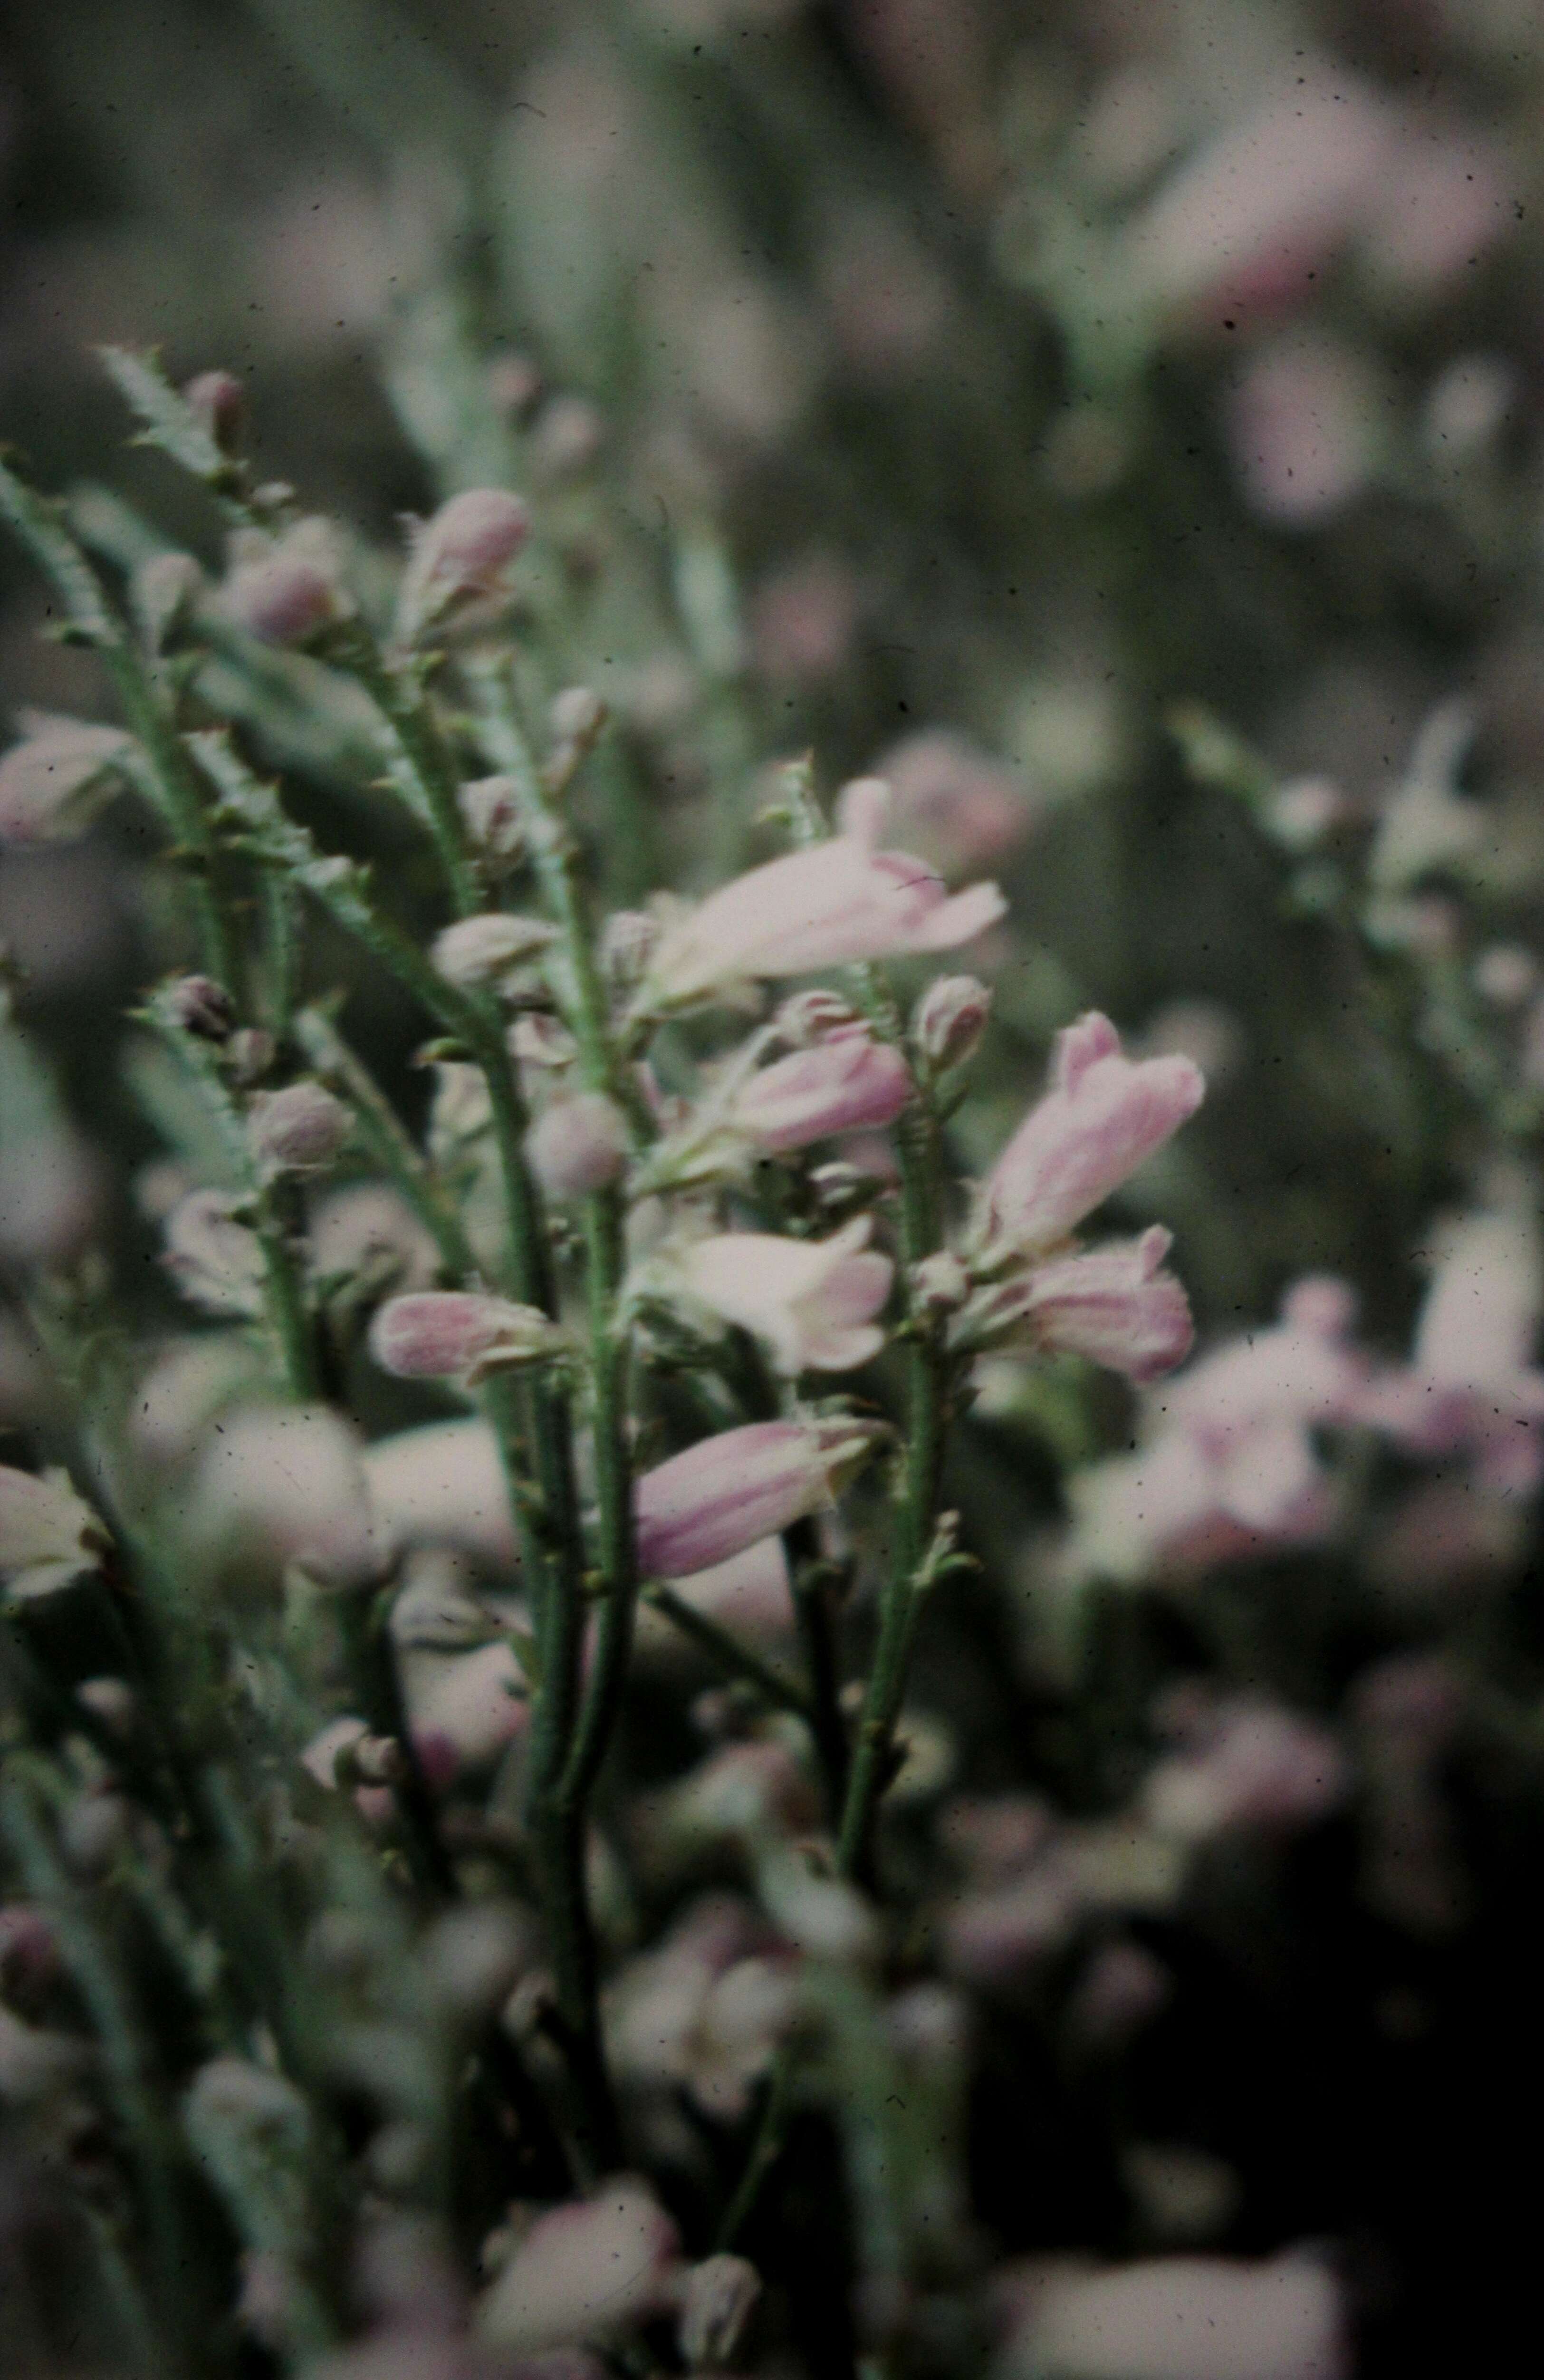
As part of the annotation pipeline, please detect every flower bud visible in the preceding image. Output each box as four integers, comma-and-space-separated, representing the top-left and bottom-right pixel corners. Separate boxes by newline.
911, 1251, 971, 1313
0, 1464, 109, 1604
221, 522, 347, 646
183, 369, 247, 455
397, 488, 530, 643
599, 908, 662, 999
133, 550, 203, 652
430, 913, 557, 990
246, 1080, 350, 1176
164, 973, 235, 1042
525, 1092, 630, 1198
228, 1027, 276, 1086
913, 974, 991, 1072
773, 989, 865, 1047
0, 715, 134, 844
550, 684, 606, 742
369, 1291, 566, 1383
677, 2255, 763, 2371
457, 774, 526, 873
634, 1416, 887, 1580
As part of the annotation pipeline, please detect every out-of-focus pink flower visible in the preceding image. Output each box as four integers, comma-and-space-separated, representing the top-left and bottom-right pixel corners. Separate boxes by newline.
247, 1080, 351, 1177
672, 1216, 892, 1374
1141, 1696, 1348, 1842
605, 1897, 796, 2121
0, 713, 135, 842
994, 2248, 1349, 2380
959, 1226, 1193, 1382
369, 1292, 566, 1384
1362, 122, 1510, 293
727, 1034, 912, 1154
431, 913, 557, 990
525, 1093, 630, 1199
875, 730, 1033, 871
1225, 335, 1378, 528
976, 1013, 1204, 1258
396, 489, 530, 644
475, 2178, 683, 2352
748, 552, 859, 684
913, 975, 992, 1073
402, 1638, 529, 1784
1122, 71, 1396, 323
676, 2254, 763, 2372
637, 779, 1004, 1011
192, 1404, 381, 1587
362, 1420, 519, 1571
634, 1417, 885, 1580
161, 1189, 267, 1318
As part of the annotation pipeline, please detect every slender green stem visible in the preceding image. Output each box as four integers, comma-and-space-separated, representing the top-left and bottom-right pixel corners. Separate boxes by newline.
643, 1582, 814, 1721
326, 625, 481, 915
293, 1003, 475, 1278
784, 1516, 851, 1829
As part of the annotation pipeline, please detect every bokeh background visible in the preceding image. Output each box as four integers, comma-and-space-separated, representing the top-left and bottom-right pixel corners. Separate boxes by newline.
5, 4, 1544, 2374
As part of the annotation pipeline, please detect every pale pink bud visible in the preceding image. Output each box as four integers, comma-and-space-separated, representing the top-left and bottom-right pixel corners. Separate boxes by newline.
0, 1465, 109, 1603
247, 1080, 351, 1176
878, 730, 1031, 870
978, 1012, 1204, 1255
476, 2178, 682, 2352
635, 1416, 886, 1580
398, 488, 530, 642
183, 369, 247, 453
729, 1036, 911, 1155
163, 973, 234, 1041
672, 1216, 892, 1375
221, 522, 347, 646
965, 1227, 1194, 1382
430, 912, 557, 990
133, 550, 203, 651
550, 684, 606, 742
369, 1291, 565, 1383
456, 775, 526, 872
639, 816, 1006, 1011
912, 974, 991, 1071
162, 1189, 266, 1316
0, 715, 134, 843
525, 1092, 629, 1198
677, 2255, 763, 2371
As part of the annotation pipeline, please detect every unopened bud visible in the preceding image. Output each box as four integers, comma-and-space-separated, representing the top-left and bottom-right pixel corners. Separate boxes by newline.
457, 775, 526, 873
911, 1251, 971, 1312
599, 908, 661, 998
133, 550, 203, 652
431, 913, 557, 991
222, 522, 347, 646
677, 2255, 763, 2371
227, 1027, 276, 1086
549, 685, 606, 743
246, 1080, 351, 1176
368, 1291, 566, 1383
397, 488, 530, 643
913, 974, 991, 1071
525, 1092, 629, 1199
774, 989, 864, 1047
183, 369, 247, 455
509, 1012, 578, 1071
164, 973, 234, 1042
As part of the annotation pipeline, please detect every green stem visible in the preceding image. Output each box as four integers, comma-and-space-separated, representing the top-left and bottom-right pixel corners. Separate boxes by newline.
643, 1582, 814, 1722
326, 625, 481, 916
784, 1516, 851, 1829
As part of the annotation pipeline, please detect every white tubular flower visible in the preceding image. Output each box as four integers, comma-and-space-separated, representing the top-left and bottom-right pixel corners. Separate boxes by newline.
0, 1465, 109, 1604
635, 778, 1004, 1012
671, 1217, 893, 1374
162, 1190, 267, 1318
368, 1292, 567, 1385
429, 913, 557, 991
475, 2178, 682, 2353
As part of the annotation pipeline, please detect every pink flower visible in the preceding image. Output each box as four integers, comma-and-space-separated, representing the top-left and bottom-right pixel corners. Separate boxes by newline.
673, 1216, 892, 1374
1141, 1696, 1349, 1842
976, 1012, 1204, 1257
368, 1292, 566, 1384
634, 1417, 885, 1580
525, 1092, 630, 1198
962, 1226, 1193, 1382
192, 1404, 381, 1587
475, 2178, 682, 2353
362, 1420, 519, 1571
728, 1035, 912, 1154
0, 1465, 109, 1603
396, 489, 530, 644
221, 521, 348, 645
637, 779, 1004, 1010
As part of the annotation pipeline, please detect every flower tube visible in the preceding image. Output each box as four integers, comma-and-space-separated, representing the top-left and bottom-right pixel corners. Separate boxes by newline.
634, 1417, 886, 1580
